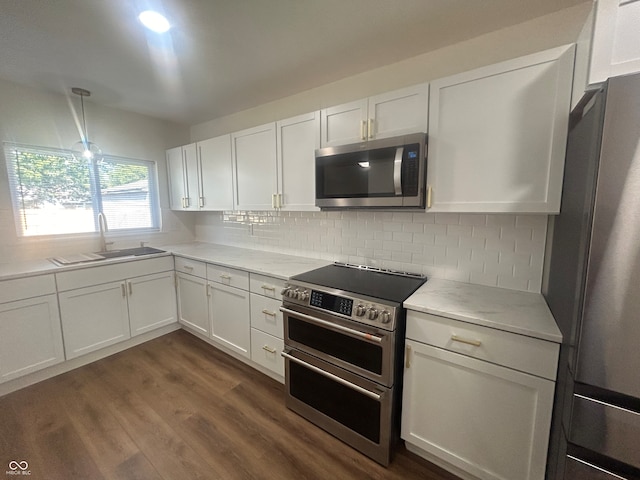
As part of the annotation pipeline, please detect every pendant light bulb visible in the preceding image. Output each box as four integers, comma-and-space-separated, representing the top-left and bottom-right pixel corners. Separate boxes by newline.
71, 87, 102, 162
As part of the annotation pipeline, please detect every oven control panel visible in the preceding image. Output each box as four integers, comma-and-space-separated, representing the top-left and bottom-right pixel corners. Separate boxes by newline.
282, 283, 398, 329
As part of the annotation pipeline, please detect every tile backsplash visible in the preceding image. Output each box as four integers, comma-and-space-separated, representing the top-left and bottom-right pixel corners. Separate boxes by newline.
195, 210, 547, 293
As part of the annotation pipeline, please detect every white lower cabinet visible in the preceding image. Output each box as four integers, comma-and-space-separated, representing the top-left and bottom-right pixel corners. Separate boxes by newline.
59, 282, 131, 360
0, 292, 64, 383
176, 271, 209, 336
249, 273, 285, 379
57, 257, 177, 360
208, 281, 250, 358
250, 328, 284, 377
128, 272, 177, 336
402, 312, 557, 480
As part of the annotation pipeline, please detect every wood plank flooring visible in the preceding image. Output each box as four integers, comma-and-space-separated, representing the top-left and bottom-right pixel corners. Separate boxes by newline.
0, 330, 460, 480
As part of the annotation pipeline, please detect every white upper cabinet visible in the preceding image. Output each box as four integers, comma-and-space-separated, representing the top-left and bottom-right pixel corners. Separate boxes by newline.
166, 146, 188, 210
320, 84, 429, 147
232, 123, 278, 211
167, 137, 233, 211
276, 111, 321, 211
589, 0, 640, 84
427, 45, 575, 214
198, 135, 234, 211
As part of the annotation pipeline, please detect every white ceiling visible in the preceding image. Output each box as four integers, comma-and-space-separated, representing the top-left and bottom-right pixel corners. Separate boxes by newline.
0, 0, 586, 125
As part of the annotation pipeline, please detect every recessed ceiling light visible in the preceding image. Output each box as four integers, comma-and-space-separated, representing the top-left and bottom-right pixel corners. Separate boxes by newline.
138, 10, 171, 33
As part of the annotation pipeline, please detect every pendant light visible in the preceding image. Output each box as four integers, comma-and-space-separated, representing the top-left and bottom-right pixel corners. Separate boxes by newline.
71, 87, 102, 161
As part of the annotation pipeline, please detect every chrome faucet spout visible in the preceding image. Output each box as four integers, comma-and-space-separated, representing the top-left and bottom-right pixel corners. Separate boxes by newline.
98, 212, 109, 252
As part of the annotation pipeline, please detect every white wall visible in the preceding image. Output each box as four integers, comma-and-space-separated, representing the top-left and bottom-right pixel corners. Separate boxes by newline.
187, 4, 592, 293
0, 78, 195, 263
190, 3, 592, 141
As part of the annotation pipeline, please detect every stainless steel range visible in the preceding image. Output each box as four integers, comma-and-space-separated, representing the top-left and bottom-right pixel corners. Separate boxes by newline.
280, 262, 426, 466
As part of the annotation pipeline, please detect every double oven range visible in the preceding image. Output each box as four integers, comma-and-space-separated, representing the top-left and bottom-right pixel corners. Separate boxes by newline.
280, 262, 426, 466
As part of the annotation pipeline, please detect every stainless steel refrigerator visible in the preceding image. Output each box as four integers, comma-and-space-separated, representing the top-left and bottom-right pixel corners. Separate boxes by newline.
544, 72, 640, 479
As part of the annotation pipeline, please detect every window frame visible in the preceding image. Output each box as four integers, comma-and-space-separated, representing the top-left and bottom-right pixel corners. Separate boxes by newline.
4, 142, 162, 238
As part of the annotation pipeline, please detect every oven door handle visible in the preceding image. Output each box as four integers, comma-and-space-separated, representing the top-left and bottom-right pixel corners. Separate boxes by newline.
281, 350, 381, 401
279, 307, 383, 343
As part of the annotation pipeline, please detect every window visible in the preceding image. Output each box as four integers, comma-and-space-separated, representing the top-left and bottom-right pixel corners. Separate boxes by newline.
4, 143, 160, 237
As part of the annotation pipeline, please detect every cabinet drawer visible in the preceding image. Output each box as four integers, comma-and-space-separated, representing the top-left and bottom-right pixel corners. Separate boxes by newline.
56, 257, 174, 291
249, 273, 285, 299
0, 274, 56, 304
406, 311, 559, 380
250, 328, 284, 378
250, 293, 283, 339
207, 264, 249, 290
175, 256, 207, 278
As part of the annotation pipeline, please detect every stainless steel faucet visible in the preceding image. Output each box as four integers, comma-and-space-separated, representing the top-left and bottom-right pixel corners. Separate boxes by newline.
97, 212, 113, 252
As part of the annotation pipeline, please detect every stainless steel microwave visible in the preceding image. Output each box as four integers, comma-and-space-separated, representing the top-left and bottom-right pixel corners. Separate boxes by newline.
315, 133, 427, 209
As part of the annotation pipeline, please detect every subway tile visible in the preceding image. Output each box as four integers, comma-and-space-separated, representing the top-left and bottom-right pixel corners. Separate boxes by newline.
447, 224, 473, 238
392, 231, 414, 243
500, 226, 533, 242
424, 224, 448, 236
497, 274, 529, 292
486, 214, 516, 227
435, 213, 460, 224
469, 271, 499, 287
485, 237, 516, 253
391, 251, 413, 263
413, 233, 436, 245
382, 222, 403, 232
459, 214, 487, 226
412, 212, 436, 224
392, 212, 414, 223
411, 253, 434, 266
401, 242, 425, 254
402, 222, 425, 233
471, 226, 501, 239
459, 236, 486, 250
382, 240, 403, 252
435, 235, 459, 247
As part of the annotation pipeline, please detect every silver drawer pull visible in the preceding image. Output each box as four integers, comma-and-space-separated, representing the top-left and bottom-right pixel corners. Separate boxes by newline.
220, 274, 231, 280
183, 265, 194, 271
261, 285, 276, 291
280, 307, 382, 343
262, 345, 277, 354
281, 351, 381, 401
262, 309, 277, 317
451, 335, 482, 347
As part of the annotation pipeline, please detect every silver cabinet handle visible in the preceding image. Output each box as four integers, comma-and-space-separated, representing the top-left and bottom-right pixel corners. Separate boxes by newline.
261, 285, 276, 292
199, 196, 205, 208
220, 274, 231, 280
128, 280, 133, 295
280, 307, 382, 343
451, 335, 482, 347
405, 344, 412, 369
183, 265, 194, 271
360, 120, 367, 141
368, 118, 374, 139
427, 185, 433, 209
393, 146, 403, 195
281, 350, 381, 401
272, 193, 277, 209
262, 345, 277, 354
262, 309, 277, 317
121, 282, 126, 297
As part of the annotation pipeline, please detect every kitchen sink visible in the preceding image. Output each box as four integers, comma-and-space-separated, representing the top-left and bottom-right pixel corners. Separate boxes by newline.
94, 246, 166, 259
50, 247, 166, 266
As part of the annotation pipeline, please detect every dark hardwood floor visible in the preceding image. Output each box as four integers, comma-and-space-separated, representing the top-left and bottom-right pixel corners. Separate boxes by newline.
0, 330, 459, 480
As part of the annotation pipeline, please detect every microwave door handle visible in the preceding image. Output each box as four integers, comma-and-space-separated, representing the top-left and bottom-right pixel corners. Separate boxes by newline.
393, 147, 403, 195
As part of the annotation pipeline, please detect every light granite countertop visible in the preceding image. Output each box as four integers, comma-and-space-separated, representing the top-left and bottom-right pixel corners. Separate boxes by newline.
165, 242, 331, 280
0, 243, 330, 282
404, 278, 561, 343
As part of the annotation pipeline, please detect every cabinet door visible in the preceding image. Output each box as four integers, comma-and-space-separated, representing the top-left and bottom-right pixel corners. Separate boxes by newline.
208, 282, 250, 358
276, 111, 320, 211
232, 123, 278, 210
320, 99, 368, 147
590, 0, 640, 84
427, 45, 574, 213
182, 143, 200, 211
166, 146, 186, 210
0, 294, 64, 383
59, 282, 131, 360
127, 272, 177, 336
198, 135, 234, 211
176, 272, 209, 336
368, 84, 428, 140
402, 340, 554, 480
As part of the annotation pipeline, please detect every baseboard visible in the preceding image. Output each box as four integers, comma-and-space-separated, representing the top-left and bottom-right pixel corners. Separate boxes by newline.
0, 323, 181, 397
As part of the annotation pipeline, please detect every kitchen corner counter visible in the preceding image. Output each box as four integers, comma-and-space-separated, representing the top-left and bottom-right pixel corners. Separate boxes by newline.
404, 278, 561, 343
165, 242, 331, 280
